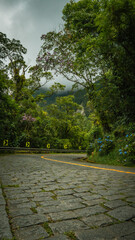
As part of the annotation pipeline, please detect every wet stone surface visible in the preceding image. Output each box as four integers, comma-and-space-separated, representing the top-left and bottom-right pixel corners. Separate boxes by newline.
0, 153, 135, 240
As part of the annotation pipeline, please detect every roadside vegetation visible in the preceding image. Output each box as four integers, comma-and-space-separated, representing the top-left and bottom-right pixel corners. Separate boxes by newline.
0, 0, 135, 166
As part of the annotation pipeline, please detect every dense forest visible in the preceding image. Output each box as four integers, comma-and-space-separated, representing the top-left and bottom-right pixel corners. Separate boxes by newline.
0, 0, 135, 165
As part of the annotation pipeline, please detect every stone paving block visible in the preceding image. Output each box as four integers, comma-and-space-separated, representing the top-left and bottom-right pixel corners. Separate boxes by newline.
0, 205, 6, 214
82, 213, 114, 227
73, 192, 92, 198
108, 205, 135, 221
14, 225, 49, 240
73, 205, 106, 218
0, 228, 13, 240
4, 188, 24, 195
11, 214, 48, 229
10, 201, 36, 209
104, 194, 125, 201
57, 195, 79, 200
122, 190, 135, 197
82, 198, 106, 207
9, 207, 33, 218
25, 188, 41, 193
43, 185, 61, 191
119, 232, 135, 240
46, 234, 69, 240
59, 201, 85, 211
37, 205, 62, 214
103, 199, 127, 209
7, 197, 30, 205
0, 194, 5, 205
37, 201, 85, 214
33, 191, 54, 197
40, 199, 61, 207
74, 187, 92, 193
81, 194, 102, 201
33, 195, 54, 202
5, 192, 33, 200
0, 214, 10, 228
0, 214, 13, 239
126, 197, 135, 202
55, 189, 75, 195
59, 184, 77, 190
49, 219, 89, 234
49, 210, 77, 221
75, 222, 135, 240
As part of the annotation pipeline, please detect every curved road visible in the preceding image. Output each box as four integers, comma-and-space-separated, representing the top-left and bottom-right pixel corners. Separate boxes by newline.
0, 153, 135, 239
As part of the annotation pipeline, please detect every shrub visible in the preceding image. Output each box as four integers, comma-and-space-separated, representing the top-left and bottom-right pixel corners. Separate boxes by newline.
119, 133, 135, 164
87, 143, 95, 156
88, 125, 103, 142
87, 135, 115, 156
95, 136, 115, 156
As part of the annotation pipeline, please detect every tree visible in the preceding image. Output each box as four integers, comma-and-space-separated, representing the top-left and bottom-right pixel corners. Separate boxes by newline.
0, 69, 19, 145
95, 0, 135, 122
46, 95, 87, 148
0, 32, 27, 68
37, 0, 135, 131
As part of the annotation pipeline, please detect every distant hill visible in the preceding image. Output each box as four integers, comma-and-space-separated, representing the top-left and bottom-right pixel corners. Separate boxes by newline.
35, 87, 90, 115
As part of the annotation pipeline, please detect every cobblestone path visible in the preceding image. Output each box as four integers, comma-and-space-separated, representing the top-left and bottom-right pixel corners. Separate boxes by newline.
0, 154, 135, 240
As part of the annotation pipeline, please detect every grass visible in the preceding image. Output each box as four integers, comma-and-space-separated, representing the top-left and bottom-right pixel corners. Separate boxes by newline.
64, 231, 77, 240
41, 188, 46, 192
42, 222, 53, 237
88, 148, 135, 167
30, 207, 37, 213
51, 195, 57, 200
87, 132, 135, 167
88, 150, 122, 166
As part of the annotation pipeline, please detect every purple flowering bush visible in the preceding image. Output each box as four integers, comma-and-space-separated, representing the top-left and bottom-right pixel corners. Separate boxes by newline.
22, 114, 36, 122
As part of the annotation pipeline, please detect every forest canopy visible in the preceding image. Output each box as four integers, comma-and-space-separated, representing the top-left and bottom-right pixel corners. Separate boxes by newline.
0, 0, 135, 165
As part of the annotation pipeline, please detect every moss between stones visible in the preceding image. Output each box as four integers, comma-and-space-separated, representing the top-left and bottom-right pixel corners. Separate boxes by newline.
42, 222, 53, 237
64, 231, 78, 240
30, 207, 38, 213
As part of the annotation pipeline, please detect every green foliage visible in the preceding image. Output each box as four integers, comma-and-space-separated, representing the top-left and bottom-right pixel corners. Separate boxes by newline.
88, 125, 103, 142
42, 222, 53, 237
87, 135, 115, 157
37, 0, 135, 130
95, 0, 135, 122
95, 136, 115, 156
0, 0, 135, 167
86, 143, 95, 156
0, 32, 27, 69
88, 124, 135, 166
64, 231, 77, 240
118, 133, 135, 165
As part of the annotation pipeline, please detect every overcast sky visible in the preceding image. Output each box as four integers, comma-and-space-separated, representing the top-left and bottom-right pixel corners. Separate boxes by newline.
0, 0, 74, 87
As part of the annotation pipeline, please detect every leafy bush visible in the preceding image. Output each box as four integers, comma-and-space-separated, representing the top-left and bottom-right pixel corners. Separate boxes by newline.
119, 133, 135, 164
88, 125, 103, 142
87, 135, 115, 156
95, 136, 115, 156
87, 143, 95, 156
113, 126, 126, 138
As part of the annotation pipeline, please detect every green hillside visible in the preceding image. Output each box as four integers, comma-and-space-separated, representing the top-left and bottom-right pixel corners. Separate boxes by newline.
35, 87, 90, 115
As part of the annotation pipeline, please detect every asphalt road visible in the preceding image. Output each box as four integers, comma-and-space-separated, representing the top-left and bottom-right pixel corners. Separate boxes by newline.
0, 153, 135, 240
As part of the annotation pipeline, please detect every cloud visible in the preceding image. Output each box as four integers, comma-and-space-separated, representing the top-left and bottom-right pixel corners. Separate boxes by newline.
0, 0, 74, 87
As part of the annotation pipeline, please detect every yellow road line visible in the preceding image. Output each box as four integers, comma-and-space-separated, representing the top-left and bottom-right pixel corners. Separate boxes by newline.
41, 156, 135, 175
